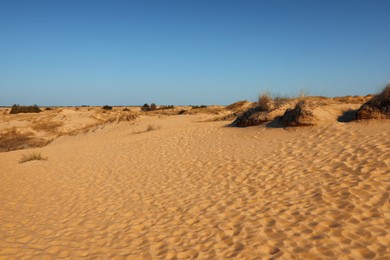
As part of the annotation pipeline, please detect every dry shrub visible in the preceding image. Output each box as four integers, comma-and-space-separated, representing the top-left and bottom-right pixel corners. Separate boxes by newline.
19, 152, 47, 163
10, 104, 41, 114
281, 100, 315, 127
357, 84, 390, 119
0, 129, 49, 152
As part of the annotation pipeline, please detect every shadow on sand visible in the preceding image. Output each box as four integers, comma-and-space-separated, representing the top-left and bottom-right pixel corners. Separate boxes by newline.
338, 110, 357, 123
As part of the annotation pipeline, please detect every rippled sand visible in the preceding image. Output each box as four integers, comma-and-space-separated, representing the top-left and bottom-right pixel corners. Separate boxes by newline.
0, 113, 389, 259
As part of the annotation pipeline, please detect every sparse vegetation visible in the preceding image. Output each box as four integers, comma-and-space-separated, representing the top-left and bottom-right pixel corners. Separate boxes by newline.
19, 152, 47, 163
31, 121, 64, 132
0, 129, 49, 152
10, 104, 41, 114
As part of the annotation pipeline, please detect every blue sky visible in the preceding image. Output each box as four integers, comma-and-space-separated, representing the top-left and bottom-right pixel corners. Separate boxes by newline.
1, 0, 389, 106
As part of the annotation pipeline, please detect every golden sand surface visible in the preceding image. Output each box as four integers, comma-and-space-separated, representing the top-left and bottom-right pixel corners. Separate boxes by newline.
0, 111, 389, 259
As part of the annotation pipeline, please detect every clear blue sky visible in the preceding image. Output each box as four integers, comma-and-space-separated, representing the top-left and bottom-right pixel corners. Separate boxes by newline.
1, 0, 389, 106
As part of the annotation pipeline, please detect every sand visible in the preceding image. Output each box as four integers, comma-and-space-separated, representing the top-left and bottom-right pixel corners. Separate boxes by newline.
0, 109, 389, 259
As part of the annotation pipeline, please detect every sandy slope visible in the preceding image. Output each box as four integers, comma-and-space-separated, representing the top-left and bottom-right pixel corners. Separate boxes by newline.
0, 114, 389, 259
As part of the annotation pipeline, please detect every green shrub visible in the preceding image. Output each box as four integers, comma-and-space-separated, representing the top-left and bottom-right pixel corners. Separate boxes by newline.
141, 103, 150, 111
191, 105, 207, 109
10, 104, 41, 114
102, 105, 113, 110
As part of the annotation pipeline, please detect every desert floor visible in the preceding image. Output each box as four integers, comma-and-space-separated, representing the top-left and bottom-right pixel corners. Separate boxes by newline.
0, 112, 389, 259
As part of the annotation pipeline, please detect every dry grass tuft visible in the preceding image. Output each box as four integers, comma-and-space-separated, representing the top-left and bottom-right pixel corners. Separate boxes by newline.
258, 93, 274, 111
19, 152, 47, 163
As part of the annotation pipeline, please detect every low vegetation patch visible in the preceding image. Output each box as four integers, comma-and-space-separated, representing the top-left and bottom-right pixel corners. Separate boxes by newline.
10, 104, 41, 114
19, 152, 47, 163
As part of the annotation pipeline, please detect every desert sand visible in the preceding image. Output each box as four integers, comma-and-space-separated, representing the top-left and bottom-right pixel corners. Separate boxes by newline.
0, 105, 389, 259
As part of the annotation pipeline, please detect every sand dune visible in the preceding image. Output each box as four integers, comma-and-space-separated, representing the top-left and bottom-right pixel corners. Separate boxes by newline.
0, 110, 389, 258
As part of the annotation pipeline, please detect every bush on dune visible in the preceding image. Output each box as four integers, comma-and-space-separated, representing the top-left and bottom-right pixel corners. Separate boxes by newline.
357, 84, 390, 119
281, 100, 315, 127
231, 93, 285, 127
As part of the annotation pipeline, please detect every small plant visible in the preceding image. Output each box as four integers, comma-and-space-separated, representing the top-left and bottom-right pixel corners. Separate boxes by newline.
102, 105, 113, 110
45, 107, 52, 110
122, 108, 130, 111
19, 152, 47, 163
258, 92, 273, 111
146, 123, 161, 131
10, 104, 41, 114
